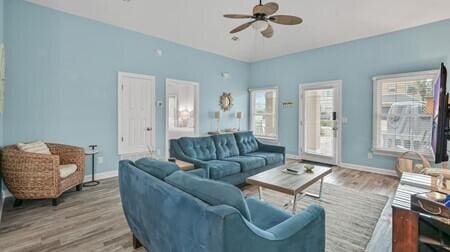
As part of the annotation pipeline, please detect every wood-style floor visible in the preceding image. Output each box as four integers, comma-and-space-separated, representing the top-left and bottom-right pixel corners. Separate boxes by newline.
0, 163, 399, 252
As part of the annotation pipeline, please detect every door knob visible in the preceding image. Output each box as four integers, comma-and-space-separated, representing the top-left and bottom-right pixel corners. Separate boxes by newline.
146, 127, 152, 131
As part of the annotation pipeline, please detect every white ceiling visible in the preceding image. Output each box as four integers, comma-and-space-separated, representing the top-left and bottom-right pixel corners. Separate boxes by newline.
28, 0, 450, 62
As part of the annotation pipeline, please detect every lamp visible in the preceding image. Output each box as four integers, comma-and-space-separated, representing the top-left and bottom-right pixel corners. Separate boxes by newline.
236, 112, 243, 131
252, 20, 269, 32
214, 111, 221, 132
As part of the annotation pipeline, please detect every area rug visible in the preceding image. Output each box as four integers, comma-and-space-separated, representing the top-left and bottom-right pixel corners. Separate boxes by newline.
244, 183, 388, 252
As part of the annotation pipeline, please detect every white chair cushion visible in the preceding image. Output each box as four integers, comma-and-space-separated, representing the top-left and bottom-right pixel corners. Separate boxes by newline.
17, 141, 51, 155
59, 164, 77, 179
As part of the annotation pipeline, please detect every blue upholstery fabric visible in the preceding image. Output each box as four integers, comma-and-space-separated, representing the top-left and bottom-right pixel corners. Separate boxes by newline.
205, 160, 241, 179
234, 131, 259, 154
224, 155, 266, 172
178, 136, 217, 161
212, 134, 240, 159
245, 152, 284, 165
165, 171, 252, 221
246, 197, 292, 230
135, 158, 180, 180
169, 132, 286, 184
119, 160, 326, 252
186, 168, 206, 178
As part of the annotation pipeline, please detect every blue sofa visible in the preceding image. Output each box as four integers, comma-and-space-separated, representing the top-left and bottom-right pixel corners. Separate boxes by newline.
169, 131, 285, 185
119, 158, 326, 252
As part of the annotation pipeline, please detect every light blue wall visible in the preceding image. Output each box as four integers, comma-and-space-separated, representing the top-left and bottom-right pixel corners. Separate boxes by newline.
250, 19, 450, 170
4, 1, 249, 174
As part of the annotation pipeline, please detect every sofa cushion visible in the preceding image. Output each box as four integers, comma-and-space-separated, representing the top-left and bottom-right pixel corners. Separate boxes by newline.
165, 171, 252, 221
135, 158, 180, 180
245, 152, 283, 165
212, 134, 240, 159
178, 137, 217, 161
206, 160, 241, 179
223, 156, 266, 172
59, 164, 77, 179
234, 132, 259, 154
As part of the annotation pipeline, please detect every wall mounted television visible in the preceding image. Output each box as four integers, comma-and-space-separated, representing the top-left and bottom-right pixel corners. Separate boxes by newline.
431, 63, 448, 164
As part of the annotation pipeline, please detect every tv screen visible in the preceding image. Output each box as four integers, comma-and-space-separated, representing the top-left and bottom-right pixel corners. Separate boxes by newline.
431, 63, 448, 164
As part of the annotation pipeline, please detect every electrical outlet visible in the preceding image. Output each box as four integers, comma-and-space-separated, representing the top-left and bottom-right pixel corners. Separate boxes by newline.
97, 156, 104, 164
367, 152, 373, 159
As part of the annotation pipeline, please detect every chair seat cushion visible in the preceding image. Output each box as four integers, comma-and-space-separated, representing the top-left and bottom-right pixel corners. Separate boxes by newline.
245, 152, 283, 165
165, 171, 252, 221
135, 158, 180, 180
206, 160, 241, 179
59, 164, 77, 179
223, 156, 266, 172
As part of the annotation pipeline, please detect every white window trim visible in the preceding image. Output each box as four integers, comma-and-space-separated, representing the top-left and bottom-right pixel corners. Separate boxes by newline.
372, 69, 438, 158
249, 86, 279, 141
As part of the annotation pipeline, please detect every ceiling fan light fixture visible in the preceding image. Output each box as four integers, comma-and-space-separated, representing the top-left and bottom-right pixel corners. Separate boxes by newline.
252, 20, 268, 32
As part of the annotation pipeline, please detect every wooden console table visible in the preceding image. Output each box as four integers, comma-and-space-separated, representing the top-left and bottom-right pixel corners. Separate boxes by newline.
392, 172, 449, 251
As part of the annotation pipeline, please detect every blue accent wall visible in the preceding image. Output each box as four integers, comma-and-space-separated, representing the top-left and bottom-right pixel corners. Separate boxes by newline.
250, 19, 450, 170
3, 0, 450, 176
3, 1, 249, 174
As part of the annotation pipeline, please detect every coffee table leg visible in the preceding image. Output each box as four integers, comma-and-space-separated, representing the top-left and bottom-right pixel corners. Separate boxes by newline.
258, 186, 263, 200
292, 193, 298, 214
319, 177, 324, 199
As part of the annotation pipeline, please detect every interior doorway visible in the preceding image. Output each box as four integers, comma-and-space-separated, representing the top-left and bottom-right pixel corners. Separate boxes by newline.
165, 79, 199, 158
299, 80, 342, 165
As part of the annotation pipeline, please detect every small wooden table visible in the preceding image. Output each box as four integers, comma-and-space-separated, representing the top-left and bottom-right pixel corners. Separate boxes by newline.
175, 159, 194, 171
246, 163, 332, 213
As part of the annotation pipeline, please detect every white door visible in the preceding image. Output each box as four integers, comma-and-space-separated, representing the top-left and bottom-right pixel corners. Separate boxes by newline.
165, 79, 199, 158
299, 81, 342, 165
118, 72, 156, 155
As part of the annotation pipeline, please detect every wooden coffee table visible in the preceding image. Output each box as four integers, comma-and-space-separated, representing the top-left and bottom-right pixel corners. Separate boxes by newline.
246, 163, 332, 213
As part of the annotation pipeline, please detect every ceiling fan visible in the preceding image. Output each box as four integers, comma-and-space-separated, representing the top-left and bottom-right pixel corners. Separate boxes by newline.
223, 0, 303, 38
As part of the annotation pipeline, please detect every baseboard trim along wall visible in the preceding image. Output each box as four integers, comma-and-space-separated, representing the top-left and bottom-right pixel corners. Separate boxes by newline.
83, 170, 118, 183
339, 162, 398, 177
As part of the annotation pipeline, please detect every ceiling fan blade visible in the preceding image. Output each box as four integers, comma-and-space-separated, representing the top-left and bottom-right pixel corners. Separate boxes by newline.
230, 21, 255, 34
263, 2, 279, 15
261, 24, 274, 38
223, 14, 254, 19
269, 15, 303, 25
253, 2, 278, 15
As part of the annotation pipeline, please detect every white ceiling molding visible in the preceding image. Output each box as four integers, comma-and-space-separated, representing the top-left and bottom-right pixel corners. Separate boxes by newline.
28, 0, 450, 62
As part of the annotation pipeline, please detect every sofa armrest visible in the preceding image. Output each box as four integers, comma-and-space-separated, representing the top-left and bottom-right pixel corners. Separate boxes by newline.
257, 142, 286, 163
246, 197, 292, 230
186, 168, 206, 178
266, 204, 325, 241
169, 140, 210, 177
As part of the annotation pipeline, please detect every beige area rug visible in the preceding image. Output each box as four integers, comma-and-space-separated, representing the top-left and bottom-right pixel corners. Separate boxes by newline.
244, 183, 388, 252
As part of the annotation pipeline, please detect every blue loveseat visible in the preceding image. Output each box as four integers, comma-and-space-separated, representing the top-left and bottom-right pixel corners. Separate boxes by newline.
170, 131, 285, 185
119, 158, 326, 252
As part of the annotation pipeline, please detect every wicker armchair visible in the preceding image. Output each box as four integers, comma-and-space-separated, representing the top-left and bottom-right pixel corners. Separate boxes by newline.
1, 143, 85, 206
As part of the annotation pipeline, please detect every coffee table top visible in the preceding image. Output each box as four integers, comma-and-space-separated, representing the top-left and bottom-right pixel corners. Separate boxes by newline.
246, 163, 332, 195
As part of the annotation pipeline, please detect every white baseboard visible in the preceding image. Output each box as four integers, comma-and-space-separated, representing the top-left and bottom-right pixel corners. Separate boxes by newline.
286, 154, 301, 160
83, 169, 118, 183
339, 162, 398, 177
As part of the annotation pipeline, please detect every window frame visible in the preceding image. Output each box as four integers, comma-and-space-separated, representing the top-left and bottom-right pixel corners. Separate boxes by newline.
372, 69, 439, 158
249, 87, 279, 142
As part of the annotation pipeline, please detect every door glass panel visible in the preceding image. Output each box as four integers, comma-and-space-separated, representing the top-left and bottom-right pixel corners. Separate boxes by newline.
304, 88, 335, 157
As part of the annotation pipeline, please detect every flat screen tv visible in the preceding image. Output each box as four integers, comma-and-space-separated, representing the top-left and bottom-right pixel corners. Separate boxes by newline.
431, 63, 448, 164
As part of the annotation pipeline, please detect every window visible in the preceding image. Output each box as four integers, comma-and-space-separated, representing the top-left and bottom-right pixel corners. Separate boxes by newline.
250, 88, 278, 140
373, 70, 438, 156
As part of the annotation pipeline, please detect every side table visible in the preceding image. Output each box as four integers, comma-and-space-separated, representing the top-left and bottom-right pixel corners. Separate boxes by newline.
84, 149, 100, 187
